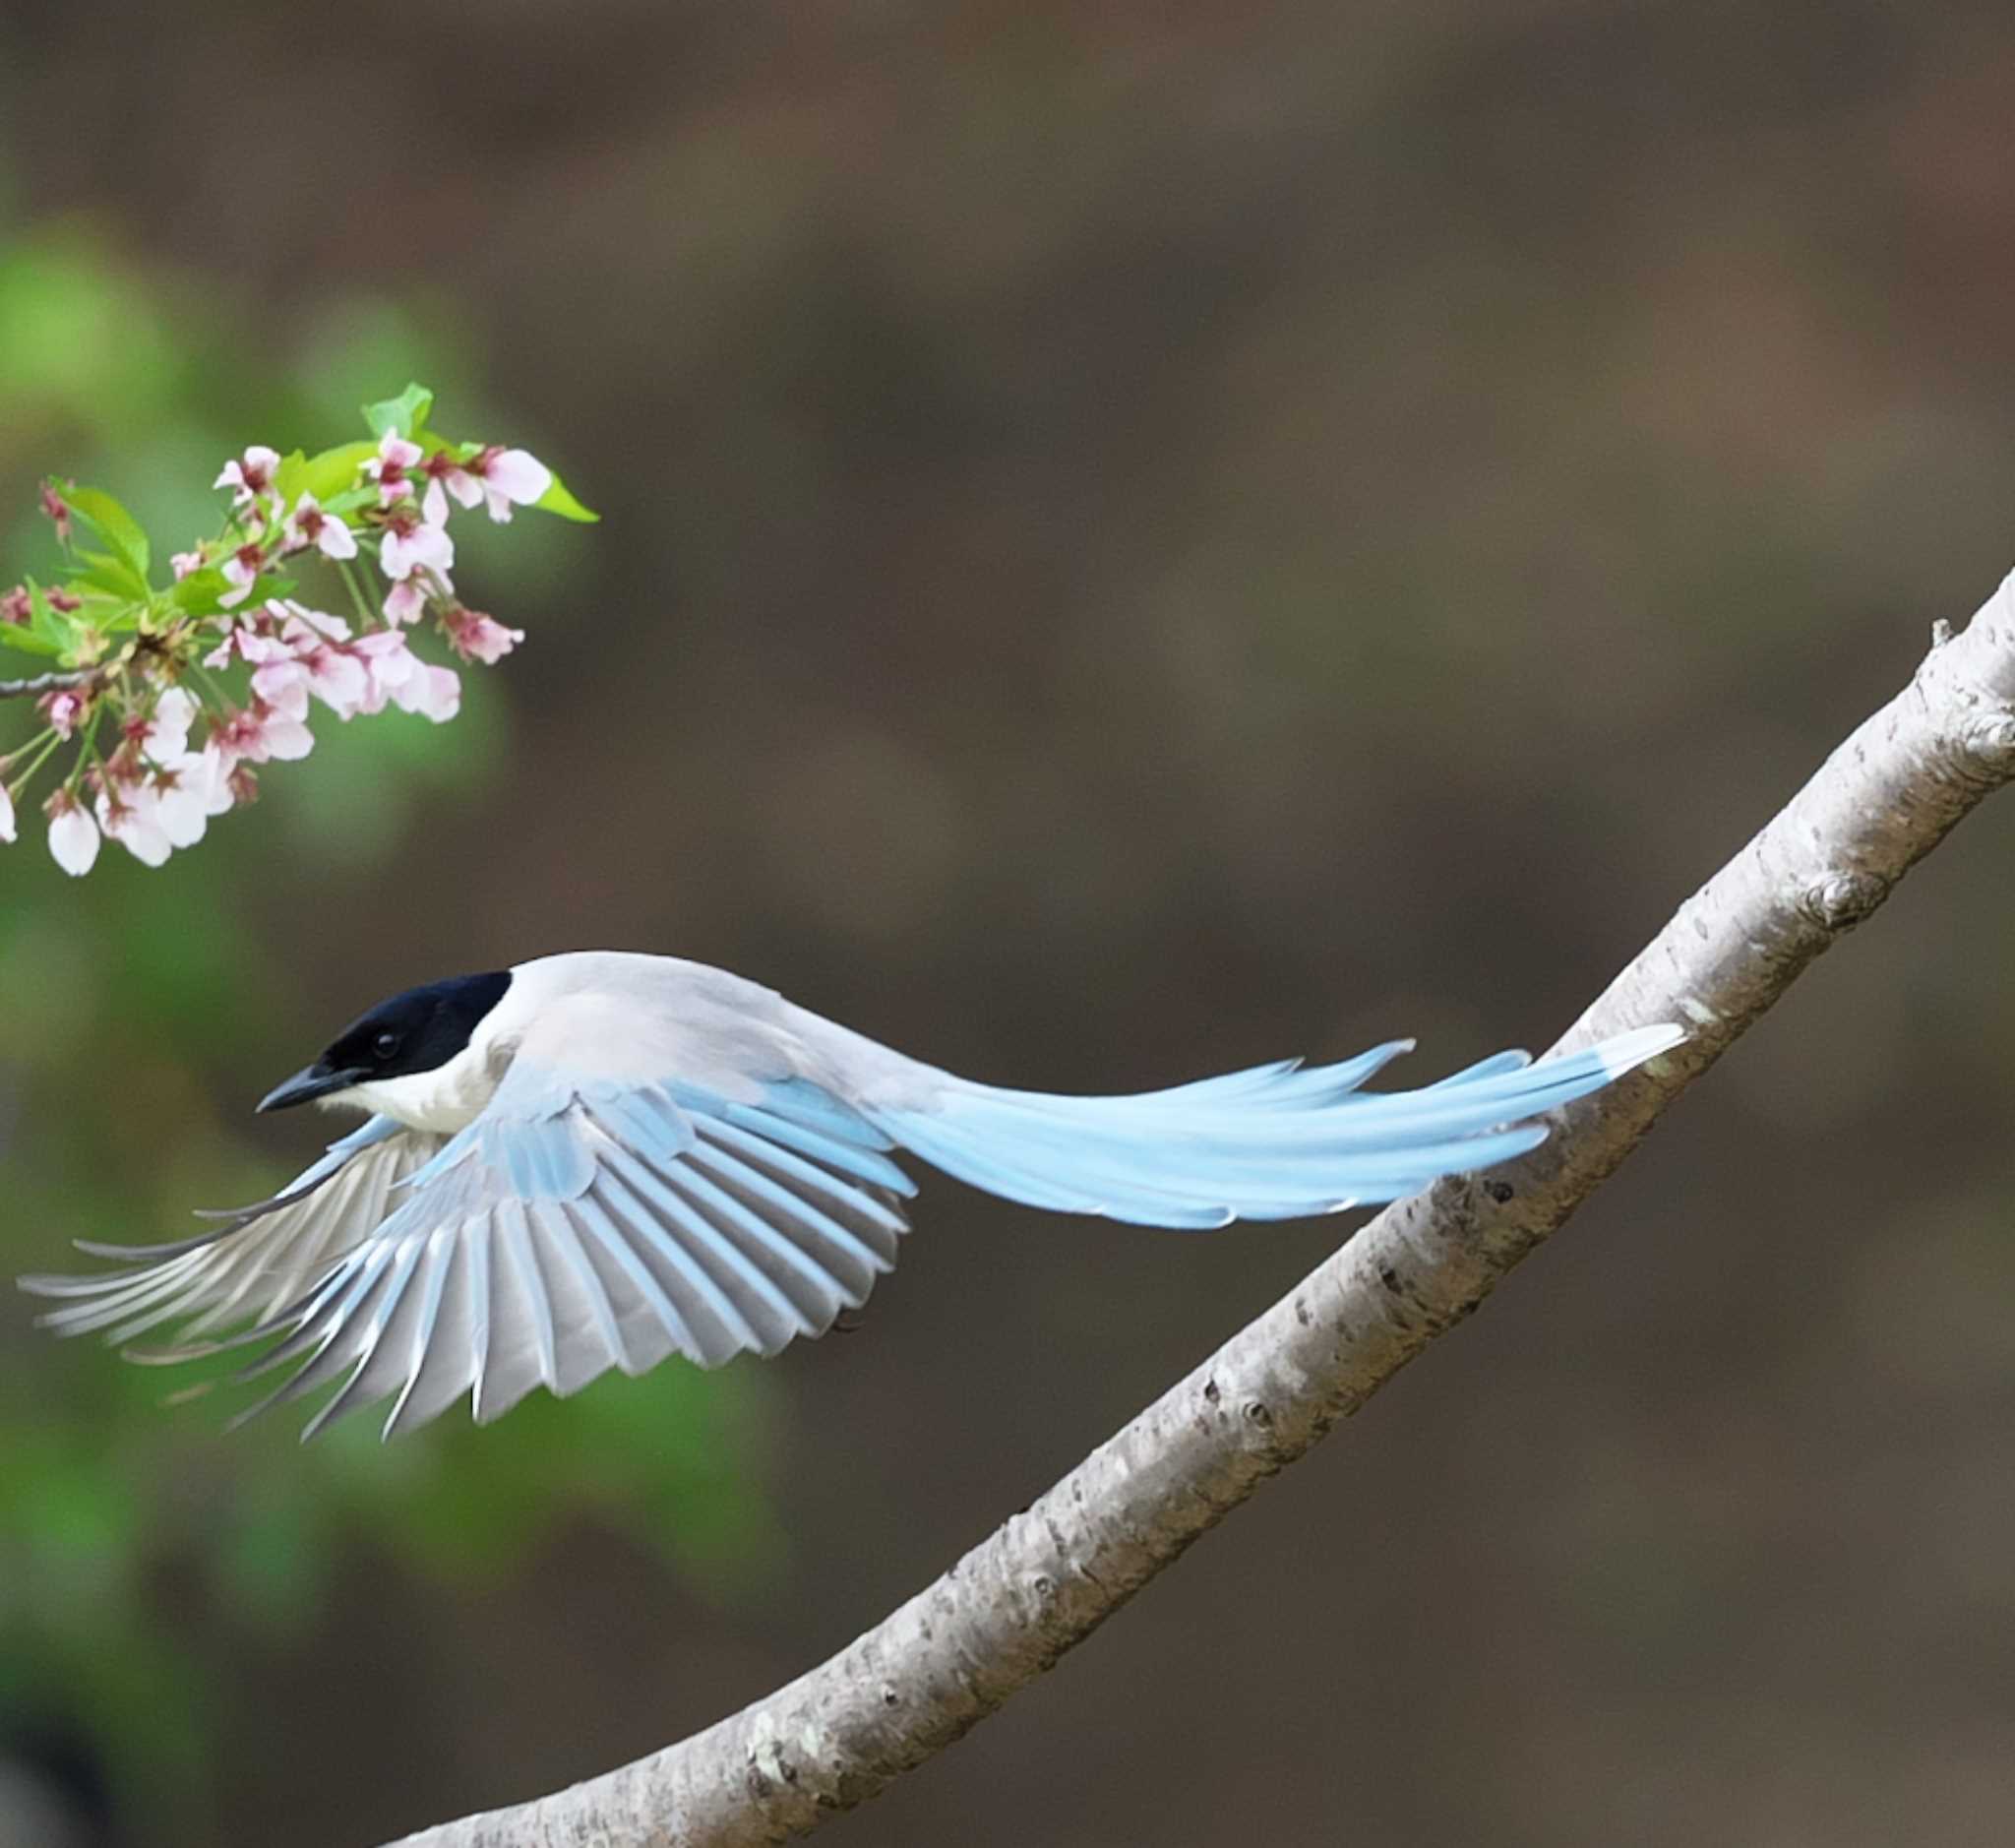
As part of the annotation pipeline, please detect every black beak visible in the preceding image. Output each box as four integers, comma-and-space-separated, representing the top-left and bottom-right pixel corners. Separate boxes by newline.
257, 1060, 365, 1113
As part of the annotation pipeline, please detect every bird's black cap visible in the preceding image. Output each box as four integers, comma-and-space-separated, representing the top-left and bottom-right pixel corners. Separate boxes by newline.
258, 970, 514, 1112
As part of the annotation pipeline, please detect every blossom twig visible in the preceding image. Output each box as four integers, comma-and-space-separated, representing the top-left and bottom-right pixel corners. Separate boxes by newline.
0, 382, 595, 873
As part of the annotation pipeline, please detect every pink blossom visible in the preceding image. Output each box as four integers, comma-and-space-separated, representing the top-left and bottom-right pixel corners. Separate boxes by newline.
147, 760, 214, 848
206, 609, 293, 672
214, 446, 280, 511
254, 698, 314, 761
302, 653, 370, 720
94, 782, 173, 868
280, 603, 350, 645
212, 698, 315, 767
39, 485, 71, 542
45, 588, 80, 613
383, 574, 429, 626
1, 585, 29, 625
444, 446, 551, 524
37, 688, 89, 739
139, 687, 199, 762
244, 603, 370, 721
206, 626, 275, 671
443, 606, 523, 664
351, 630, 460, 721
277, 606, 370, 718
91, 711, 196, 866
191, 741, 240, 816
0, 782, 14, 844
281, 493, 358, 561
219, 542, 267, 609
379, 507, 454, 583
45, 789, 99, 876
170, 550, 204, 582
419, 451, 472, 527
397, 660, 461, 721
349, 629, 417, 712
250, 655, 310, 721
364, 431, 424, 509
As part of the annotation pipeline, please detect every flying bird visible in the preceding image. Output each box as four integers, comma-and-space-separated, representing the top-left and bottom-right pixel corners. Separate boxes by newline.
21, 953, 1681, 1441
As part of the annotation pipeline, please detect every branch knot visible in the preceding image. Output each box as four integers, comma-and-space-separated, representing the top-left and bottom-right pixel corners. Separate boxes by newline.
1955, 708, 2015, 772
1797, 869, 1888, 932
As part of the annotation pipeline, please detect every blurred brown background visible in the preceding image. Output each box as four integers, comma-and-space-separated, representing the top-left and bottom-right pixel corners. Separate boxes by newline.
3, 3, 2014, 1844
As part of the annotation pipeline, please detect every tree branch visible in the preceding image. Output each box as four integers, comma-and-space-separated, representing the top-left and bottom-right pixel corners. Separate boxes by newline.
386, 571, 2015, 1848
0, 666, 100, 699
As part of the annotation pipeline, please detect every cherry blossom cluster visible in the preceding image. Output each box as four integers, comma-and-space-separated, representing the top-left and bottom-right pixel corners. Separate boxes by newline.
0, 385, 594, 874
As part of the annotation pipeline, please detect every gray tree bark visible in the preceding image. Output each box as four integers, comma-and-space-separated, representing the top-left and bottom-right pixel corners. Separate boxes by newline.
387, 570, 2015, 1848
0, 666, 102, 699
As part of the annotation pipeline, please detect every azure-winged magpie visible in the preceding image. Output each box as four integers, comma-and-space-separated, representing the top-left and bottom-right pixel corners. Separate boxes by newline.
22, 952, 1682, 1439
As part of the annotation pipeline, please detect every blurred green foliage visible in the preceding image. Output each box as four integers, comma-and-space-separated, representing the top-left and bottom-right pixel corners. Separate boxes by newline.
0, 224, 778, 1835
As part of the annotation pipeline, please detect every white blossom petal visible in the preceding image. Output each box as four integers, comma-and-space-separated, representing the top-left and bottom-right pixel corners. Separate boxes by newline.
193, 743, 236, 815
483, 448, 551, 509
391, 661, 461, 722
260, 711, 315, 761
154, 686, 199, 738
153, 775, 209, 848
309, 651, 371, 718
381, 521, 455, 578
144, 687, 199, 761
282, 605, 351, 643
383, 576, 428, 625
48, 804, 99, 876
446, 612, 523, 664
316, 520, 358, 560
251, 660, 312, 719
94, 791, 172, 868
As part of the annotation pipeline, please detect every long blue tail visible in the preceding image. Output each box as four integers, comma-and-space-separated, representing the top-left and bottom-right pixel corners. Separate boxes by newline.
868, 1023, 1682, 1228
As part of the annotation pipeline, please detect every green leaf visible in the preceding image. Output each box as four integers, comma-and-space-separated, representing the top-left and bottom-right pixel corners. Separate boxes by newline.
0, 619, 61, 657
27, 582, 82, 658
361, 382, 434, 441
168, 567, 231, 616
166, 566, 290, 618
275, 441, 378, 508
533, 469, 599, 523
86, 593, 146, 637
70, 551, 150, 603
57, 483, 150, 581
268, 448, 311, 501
316, 483, 377, 521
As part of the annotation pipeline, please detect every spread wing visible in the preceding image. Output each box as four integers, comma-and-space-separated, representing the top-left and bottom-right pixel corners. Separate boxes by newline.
21, 1115, 439, 1354
28, 1063, 912, 1441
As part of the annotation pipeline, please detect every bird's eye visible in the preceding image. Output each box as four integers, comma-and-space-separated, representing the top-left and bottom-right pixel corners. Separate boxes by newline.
373, 1030, 401, 1062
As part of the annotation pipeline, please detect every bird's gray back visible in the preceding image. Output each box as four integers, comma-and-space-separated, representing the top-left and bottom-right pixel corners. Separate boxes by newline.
502, 953, 946, 1110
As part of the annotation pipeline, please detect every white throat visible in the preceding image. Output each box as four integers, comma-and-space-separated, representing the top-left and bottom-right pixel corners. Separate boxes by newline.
323, 1037, 503, 1135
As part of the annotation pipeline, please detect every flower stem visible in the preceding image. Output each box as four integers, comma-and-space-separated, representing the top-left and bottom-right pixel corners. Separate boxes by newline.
4, 726, 63, 799
336, 557, 378, 629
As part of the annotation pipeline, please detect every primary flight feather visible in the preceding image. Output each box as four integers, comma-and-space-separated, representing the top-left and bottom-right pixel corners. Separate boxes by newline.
21, 952, 1682, 1440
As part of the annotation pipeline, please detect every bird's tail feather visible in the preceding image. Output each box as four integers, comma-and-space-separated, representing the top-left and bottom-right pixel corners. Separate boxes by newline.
868, 1023, 1682, 1230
